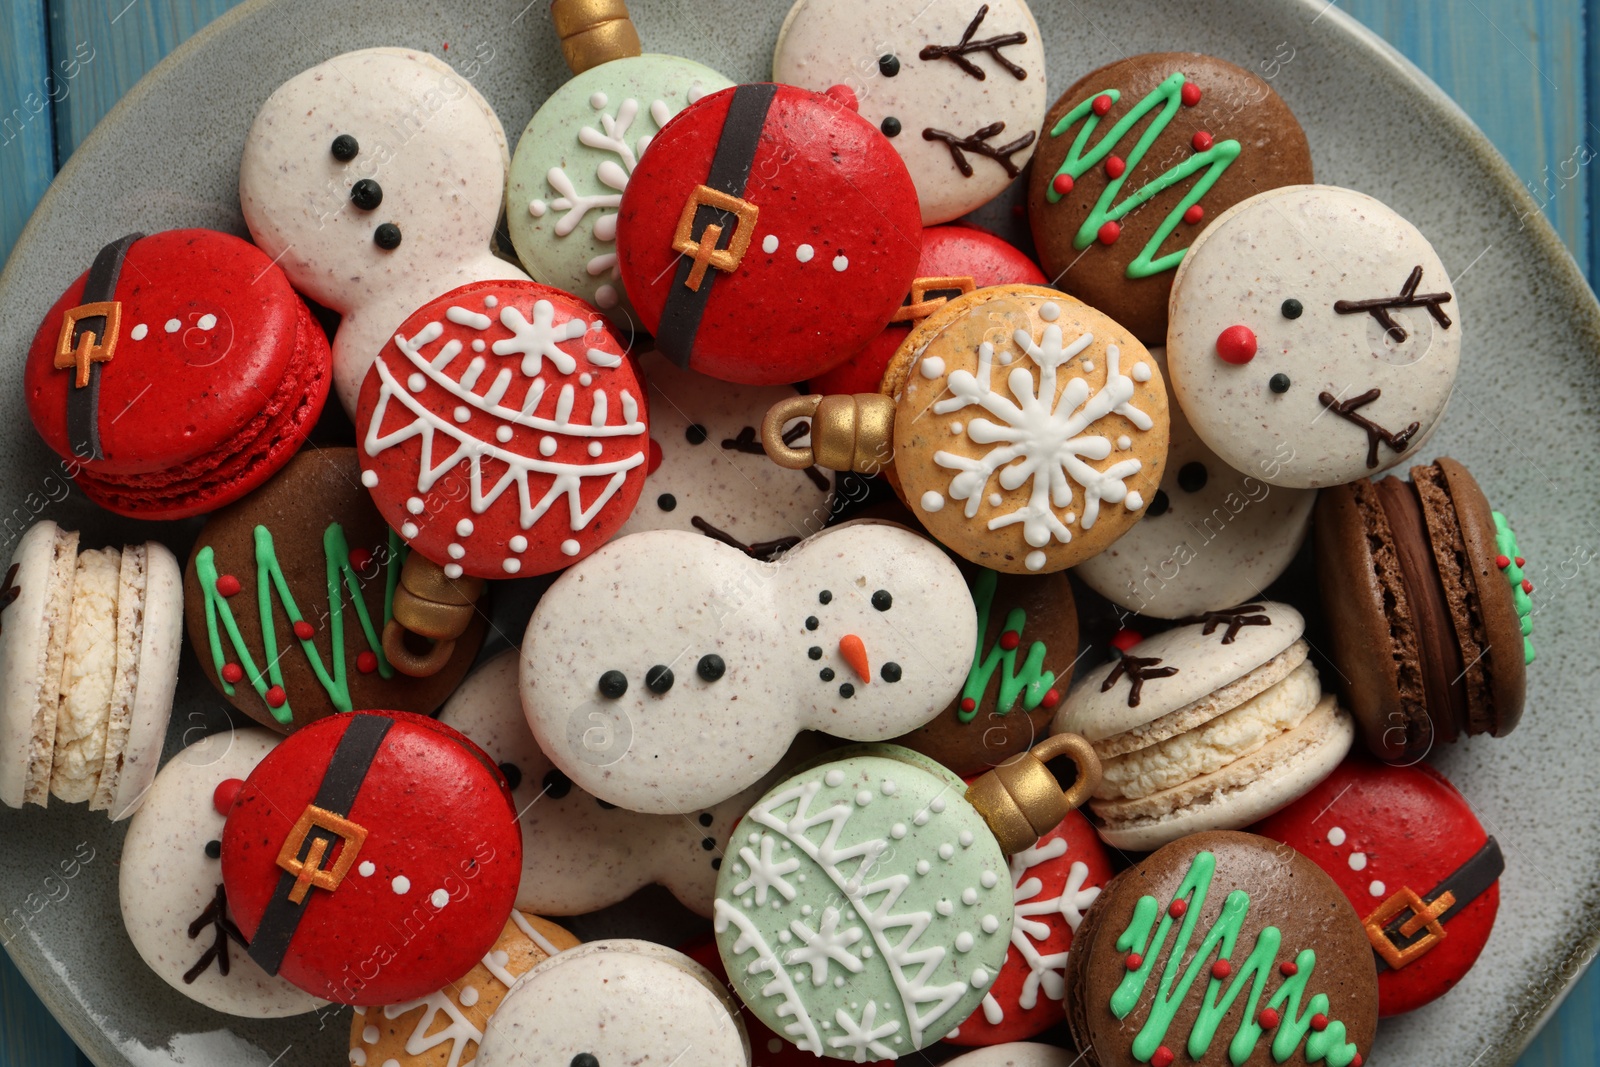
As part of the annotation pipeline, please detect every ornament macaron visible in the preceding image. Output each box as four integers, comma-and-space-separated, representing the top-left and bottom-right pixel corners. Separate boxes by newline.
1254, 754, 1504, 1016
1064, 831, 1378, 1067
1313, 457, 1532, 763
23, 230, 332, 519
0, 521, 181, 820
220, 710, 522, 1005
1055, 602, 1354, 851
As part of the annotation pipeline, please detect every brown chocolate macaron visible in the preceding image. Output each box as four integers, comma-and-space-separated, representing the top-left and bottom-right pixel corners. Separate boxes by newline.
1314, 457, 1531, 762
889, 566, 1078, 776
183, 448, 486, 733
1066, 830, 1378, 1067
1027, 53, 1313, 343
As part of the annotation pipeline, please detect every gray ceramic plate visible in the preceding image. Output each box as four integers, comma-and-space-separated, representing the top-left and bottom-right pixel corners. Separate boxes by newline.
1, 0, 1597, 1064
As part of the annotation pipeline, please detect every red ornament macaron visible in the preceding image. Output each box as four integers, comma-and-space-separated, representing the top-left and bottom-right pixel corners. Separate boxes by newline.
615, 83, 923, 385
220, 710, 522, 1005
24, 229, 332, 519
357, 279, 648, 580
1252, 754, 1503, 1016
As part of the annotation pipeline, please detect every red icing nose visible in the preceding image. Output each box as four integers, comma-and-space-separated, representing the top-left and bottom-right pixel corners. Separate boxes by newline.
1216, 324, 1258, 364
824, 84, 860, 112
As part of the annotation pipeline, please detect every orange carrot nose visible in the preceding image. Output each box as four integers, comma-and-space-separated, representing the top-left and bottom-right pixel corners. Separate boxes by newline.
839, 634, 870, 683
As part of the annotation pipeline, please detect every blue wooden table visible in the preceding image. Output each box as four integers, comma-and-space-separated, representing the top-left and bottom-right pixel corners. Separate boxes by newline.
1, 1, 1596, 1065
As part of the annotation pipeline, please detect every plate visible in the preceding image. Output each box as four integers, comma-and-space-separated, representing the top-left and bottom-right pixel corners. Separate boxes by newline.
1, 0, 1597, 1064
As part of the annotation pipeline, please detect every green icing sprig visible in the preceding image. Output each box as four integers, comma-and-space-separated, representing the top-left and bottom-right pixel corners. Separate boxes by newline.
1492, 511, 1535, 665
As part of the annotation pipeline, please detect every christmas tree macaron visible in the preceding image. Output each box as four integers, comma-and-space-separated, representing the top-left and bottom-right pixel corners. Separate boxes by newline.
1065, 831, 1377, 1067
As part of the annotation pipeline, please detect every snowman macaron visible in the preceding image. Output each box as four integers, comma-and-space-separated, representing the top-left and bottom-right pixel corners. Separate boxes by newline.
1167, 185, 1461, 489
241, 47, 530, 417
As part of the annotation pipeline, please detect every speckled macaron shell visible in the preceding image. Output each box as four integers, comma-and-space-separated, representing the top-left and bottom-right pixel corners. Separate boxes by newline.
1167, 185, 1461, 489
119, 730, 325, 1018
0, 522, 78, 810
349, 911, 579, 1067
507, 55, 734, 321
894, 285, 1168, 574
714, 748, 1013, 1060
945, 1043, 1081, 1067
617, 349, 832, 550
1074, 349, 1317, 619
772, 0, 1046, 225
474, 939, 750, 1067
520, 522, 976, 814
105, 541, 183, 820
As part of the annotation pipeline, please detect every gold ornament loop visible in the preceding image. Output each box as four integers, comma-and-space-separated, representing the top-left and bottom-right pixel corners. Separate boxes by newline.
761, 395, 823, 468
384, 553, 485, 676
382, 619, 458, 679
965, 732, 1103, 855
761, 393, 897, 475
550, 0, 642, 74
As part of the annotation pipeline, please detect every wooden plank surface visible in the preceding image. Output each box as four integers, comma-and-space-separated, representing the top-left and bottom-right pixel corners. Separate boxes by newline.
0, 1, 1596, 1066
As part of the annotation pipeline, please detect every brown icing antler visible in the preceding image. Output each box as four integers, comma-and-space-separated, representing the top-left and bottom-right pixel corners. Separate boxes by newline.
923, 123, 1036, 178
919, 5, 1030, 80
184, 882, 249, 983
1333, 265, 1453, 342
1101, 654, 1179, 708
1318, 388, 1420, 469
1178, 603, 1272, 644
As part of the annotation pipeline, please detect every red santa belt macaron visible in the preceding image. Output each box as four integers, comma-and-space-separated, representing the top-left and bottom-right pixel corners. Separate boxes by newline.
48, 233, 142, 461
1364, 837, 1503, 973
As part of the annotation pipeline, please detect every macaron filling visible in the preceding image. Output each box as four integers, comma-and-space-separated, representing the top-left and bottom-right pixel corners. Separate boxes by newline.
49, 548, 122, 803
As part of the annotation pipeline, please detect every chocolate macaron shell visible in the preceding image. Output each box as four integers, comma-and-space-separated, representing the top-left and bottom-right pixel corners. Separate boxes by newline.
1072, 831, 1378, 1067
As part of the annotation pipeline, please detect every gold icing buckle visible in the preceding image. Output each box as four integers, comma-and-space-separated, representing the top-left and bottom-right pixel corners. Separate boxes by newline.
890, 276, 976, 323
54, 300, 122, 388
672, 184, 759, 291
1363, 885, 1456, 969
276, 805, 368, 905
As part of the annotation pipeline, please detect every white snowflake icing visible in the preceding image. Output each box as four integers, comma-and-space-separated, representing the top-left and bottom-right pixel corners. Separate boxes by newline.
493, 301, 588, 376
734, 834, 802, 905
382, 991, 484, 1067
933, 326, 1152, 547
830, 1001, 901, 1060
786, 905, 866, 985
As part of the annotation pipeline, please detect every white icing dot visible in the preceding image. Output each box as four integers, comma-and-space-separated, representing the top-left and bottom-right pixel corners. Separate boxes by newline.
981, 914, 1000, 934
198, 313, 218, 330
778, 930, 792, 943
1132, 361, 1152, 382
762, 234, 779, 254
939, 844, 955, 860
472, 339, 486, 352
350, 1051, 367, 1066
891, 823, 907, 839
980, 870, 999, 888
881, 780, 896, 795
913, 811, 929, 826
1025, 550, 1047, 571
800, 904, 811, 915
363, 1025, 380, 1044
490, 951, 509, 968
401, 522, 419, 539
855, 790, 873, 806
447, 543, 465, 560
1328, 826, 1347, 846
483, 295, 498, 308
540, 436, 558, 456
361, 470, 379, 488
408, 373, 426, 393
796, 243, 815, 263
496, 425, 514, 443
503, 558, 522, 574
1082, 361, 1094, 372
825, 769, 845, 787
560, 539, 580, 556
920, 356, 946, 379
587, 441, 603, 457
950, 421, 963, 434
1370, 880, 1387, 897
1349, 852, 1368, 871
749, 833, 761, 845
453, 406, 471, 423
579, 372, 593, 386
406, 496, 424, 515
916, 860, 931, 875
987, 493, 1003, 508
456, 518, 474, 537
590, 90, 608, 109
594, 284, 619, 309
1065, 511, 1077, 524
382, 1060, 400, 1067
955, 932, 974, 952
1117, 435, 1132, 450
937, 900, 954, 916
444, 563, 463, 579
130, 323, 148, 340
999, 351, 1013, 365
510, 535, 529, 552
930, 797, 946, 813
832, 254, 849, 272
431, 888, 450, 908
959, 831, 974, 847
164, 318, 180, 333
529, 199, 548, 217
1126, 492, 1144, 511
962, 888, 978, 905
1039, 302, 1061, 322
391, 876, 411, 895
459, 986, 479, 1006
970, 969, 990, 987
920, 491, 946, 513
358, 861, 375, 877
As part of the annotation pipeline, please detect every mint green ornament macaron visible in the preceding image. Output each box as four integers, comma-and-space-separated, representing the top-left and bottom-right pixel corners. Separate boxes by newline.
506, 55, 732, 321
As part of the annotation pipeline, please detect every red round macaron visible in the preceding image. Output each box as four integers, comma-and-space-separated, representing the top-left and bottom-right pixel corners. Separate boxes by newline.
24, 229, 330, 519
220, 710, 522, 1005
809, 224, 1048, 396
1251, 754, 1501, 1016
356, 279, 648, 580
616, 83, 923, 386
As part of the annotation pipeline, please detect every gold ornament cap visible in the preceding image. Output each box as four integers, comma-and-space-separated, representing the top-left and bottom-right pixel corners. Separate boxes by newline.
762, 393, 896, 475
965, 733, 1102, 855
550, 0, 642, 74
385, 552, 486, 677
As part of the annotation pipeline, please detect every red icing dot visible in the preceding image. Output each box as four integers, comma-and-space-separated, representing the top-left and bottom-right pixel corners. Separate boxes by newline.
1279, 960, 1298, 977
1180, 82, 1202, 107
212, 778, 243, 817
1216, 324, 1258, 364
1151, 1047, 1175, 1067
1097, 221, 1121, 245
998, 630, 1022, 651
265, 685, 287, 709
1168, 899, 1187, 919
824, 83, 860, 112
1522, 578, 1534, 593
357, 651, 379, 674
1183, 204, 1205, 225
1210, 959, 1232, 980
1092, 94, 1113, 116
1351, 1055, 1364, 1067
292, 620, 315, 641
220, 663, 244, 684
1110, 628, 1143, 652
960, 697, 977, 713
1192, 130, 1215, 151
647, 438, 664, 475
1105, 155, 1126, 179
1258, 1007, 1281, 1029
349, 547, 374, 572
1051, 173, 1075, 196
1311, 1013, 1329, 1032
1496, 554, 1511, 569
1125, 953, 1143, 970
1041, 687, 1062, 709
1516, 556, 1526, 567
215, 574, 241, 597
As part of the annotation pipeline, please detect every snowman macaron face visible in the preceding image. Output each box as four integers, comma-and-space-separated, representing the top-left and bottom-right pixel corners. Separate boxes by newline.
521, 523, 977, 814
1167, 185, 1460, 489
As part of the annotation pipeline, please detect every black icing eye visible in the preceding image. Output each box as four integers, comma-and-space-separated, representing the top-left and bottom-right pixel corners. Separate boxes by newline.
645, 665, 675, 693
871, 590, 893, 611
598, 670, 628, 699
1281, 298, 1303, 319
879, 54, 900, 77
1269, 373, 1292, 394
818, 590, 833, 605
881, 662, 902, 683
374, 223, 402, 250
701, 837, 716, 850
656, 493, 676, 511
711, 856, 722, 870
685, 424, 708, 445
808, 646, 823, 660
697, 654, 726, 681
350, 178, 383, 210
1147, 489, 1170, 517
1177, 462, 1208, 493
839, 683, 855, 698
698, 812, 714, 827
498, 762, 523, 791
805, 616, 819, 631
881, 116, 902, 137
542, 768, 572, 799
330, 134, 359, 161
820, 667, 836, 682
572, 1055, 600, 1067
204, 839, 222, 860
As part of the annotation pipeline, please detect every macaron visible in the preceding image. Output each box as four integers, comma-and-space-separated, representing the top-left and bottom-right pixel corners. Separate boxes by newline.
772, 0, 1047, 225
184, 447, 486, 734
220, 710, 522, 1005
1027, 54, 1313, 343
474, 939, 750, 1067
1253, 754, 1504, 1016
350, 911, 580, 1066
946, 1044, 1080, 1067
1055, 602, 1354, 851
1074, 349, 1317, 620
23, 230, 331, 519
0, 521, 181, 819
1313, 457, 1531, 762
1166, 186, 1461, 488
615, 82, 923, 385
1064, 831, 1378, 1067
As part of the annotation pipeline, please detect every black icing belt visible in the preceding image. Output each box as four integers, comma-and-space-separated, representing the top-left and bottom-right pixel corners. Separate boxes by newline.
67, 233, 143, 461
247, 714, 393, 976
654, 82, 777, 368
1372, 836, 1505, 973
